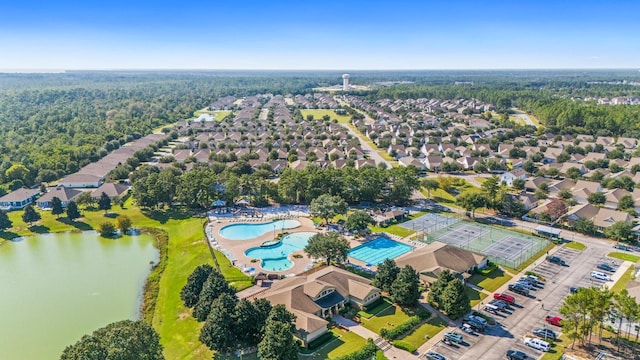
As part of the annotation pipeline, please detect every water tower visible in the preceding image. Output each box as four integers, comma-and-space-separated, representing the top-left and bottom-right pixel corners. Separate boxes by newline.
342, 73, 350, 91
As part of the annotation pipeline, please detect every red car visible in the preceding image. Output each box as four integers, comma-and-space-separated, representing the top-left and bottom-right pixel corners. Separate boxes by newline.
493, 293, 516, 305
545, 316, 563, 327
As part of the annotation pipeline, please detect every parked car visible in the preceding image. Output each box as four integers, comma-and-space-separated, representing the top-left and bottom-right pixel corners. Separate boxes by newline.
506, 349, 529, 360
425, 351, 447, 360
533, 328, 557, 340
515, 281, 535, 290
613, 243, 632, 251
591, 271, 612, 281
443, 331, 463, 344
460, 323, 475, 334
508, 283, 530, 296
483, 304, 500, 315
545, 316, 563, 327
570, 286, 583, 294
524, 337, 550, 352
494, 292, 516, 304
489, 299, 510, 310
546, 255, 567, 266
597, 263, 615, 272
521, 275, 544, 286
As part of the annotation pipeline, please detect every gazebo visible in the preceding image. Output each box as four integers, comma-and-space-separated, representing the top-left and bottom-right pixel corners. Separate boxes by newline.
211, 199, 226, 207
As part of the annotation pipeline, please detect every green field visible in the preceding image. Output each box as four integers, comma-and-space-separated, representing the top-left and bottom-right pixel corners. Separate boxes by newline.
300, 109, 352, 124
361, 304, 412, 334
564, 241, 587, 251
468, 266, 513, 293
3, 199, 252, 360
612, 266, 636, 293
464, 286, 488, 307
608, 252, 640, 263
306, 328, 368, 359
399, 317, 447, 350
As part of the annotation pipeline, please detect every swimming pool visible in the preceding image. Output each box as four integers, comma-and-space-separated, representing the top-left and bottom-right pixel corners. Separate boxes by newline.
245, 232, 316, 271
219, 219, 301, 240
348, 237, 413, 265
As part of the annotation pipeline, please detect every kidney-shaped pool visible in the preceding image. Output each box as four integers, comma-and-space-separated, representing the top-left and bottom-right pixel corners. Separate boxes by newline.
245, 231, 316, 271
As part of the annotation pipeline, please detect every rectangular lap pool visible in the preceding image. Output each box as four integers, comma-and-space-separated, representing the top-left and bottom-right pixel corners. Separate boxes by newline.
348, 237, 413, 266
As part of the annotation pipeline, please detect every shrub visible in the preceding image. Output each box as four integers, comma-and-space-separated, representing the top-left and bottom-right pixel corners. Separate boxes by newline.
380, 316, 422, 340
392, 340, 417, 353
306, 332, 336, 350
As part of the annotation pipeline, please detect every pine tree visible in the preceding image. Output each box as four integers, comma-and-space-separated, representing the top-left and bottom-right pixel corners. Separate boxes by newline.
66, 201, 81, 221
22, 204, 41, 225
98, 192, 112, 214
51, 197, 63, 217
0, 211, 12, 231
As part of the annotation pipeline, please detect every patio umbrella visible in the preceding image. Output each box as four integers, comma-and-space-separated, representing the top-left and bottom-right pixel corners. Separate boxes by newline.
211, 199, 226, 207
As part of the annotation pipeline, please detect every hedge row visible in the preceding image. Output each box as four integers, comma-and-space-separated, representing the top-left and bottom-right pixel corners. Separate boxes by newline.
333, 339, 377, 360
380, 316, 422, 340
392, 340, 417, 353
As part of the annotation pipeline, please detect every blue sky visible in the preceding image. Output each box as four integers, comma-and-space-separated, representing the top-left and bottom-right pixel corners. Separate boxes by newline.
1, 0, 638, 70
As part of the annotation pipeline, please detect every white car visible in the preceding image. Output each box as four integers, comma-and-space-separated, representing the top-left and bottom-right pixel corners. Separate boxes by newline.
524, 337, 550, 352
591, 271, 612, 281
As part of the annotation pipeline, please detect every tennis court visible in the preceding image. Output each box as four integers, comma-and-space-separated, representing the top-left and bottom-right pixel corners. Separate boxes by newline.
423, 220, 549, 268
400, 212, 461, 234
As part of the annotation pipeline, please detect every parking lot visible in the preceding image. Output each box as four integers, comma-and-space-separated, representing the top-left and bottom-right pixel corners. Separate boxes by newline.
421, 238, 620, 359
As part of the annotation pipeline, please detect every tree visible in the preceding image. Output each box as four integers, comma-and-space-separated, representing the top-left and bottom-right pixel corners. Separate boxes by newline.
193, 270, 237, 322
428, 270, 457, 307
617, 194, 635, 211
390, 265, 421, 307
512, 178, 525, 190
587, 192, 606, 206
534, 188, 548, 200
0, 211, 12, 231
373, 259, 400, 293
115, 215, 132, 234
387, 166, 420, 205
199, 293, 238, 355
604, 221, 634, 242
75, 191, 95, 209
344, 210, 374, 233
309, 194, 347, 225
545, 198, 568, 221
456, 192, 487, 218
66, 201, 81, 221
22, 204, 41, 225
181, 264, 214, 308
232, 299, 267, 348
439, 279, 470, 319
60, 320, 164, 360
481, 175, 500, 200
51, 197, 64, 217
98, 192, 112, 214
422, 178, 440, 198
258, 307, 300, 360
304, 232, 350, 266
5, 164, 30, 182
573, 217, 597, 235
566, 167, 583, 180
98, 222, 116, 237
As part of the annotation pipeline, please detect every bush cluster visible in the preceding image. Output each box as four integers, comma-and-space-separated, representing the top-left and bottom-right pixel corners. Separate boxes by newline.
379, 316, 422, 340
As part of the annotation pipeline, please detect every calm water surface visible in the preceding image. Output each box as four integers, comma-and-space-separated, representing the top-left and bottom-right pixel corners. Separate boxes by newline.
0, 231, 158, 360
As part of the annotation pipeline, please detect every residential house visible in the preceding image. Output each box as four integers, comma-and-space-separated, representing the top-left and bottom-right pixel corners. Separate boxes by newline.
395, 242, 488, 284
36, 186, 84, 210
0, 188, 40, 211
58, 173, 103, 188
572, 180, 602, 204
423, 156, 444, 172
253, 266, 381, 346
90, 182, 130, 201
500, 169, 527, 187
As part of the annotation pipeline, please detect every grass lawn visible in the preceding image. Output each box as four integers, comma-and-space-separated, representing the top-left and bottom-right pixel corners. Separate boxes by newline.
369, 223, 415, 238
361, 304, 412, 334
564, 241, 587, 251
400, 317, 447, 349
306, 328, 368, 359
468, 266, 513, 293
4, 199, 252, 360
464, 286, 488, 307
540, 334, 569, 360
608, 252, 640, 263
612, 265, 636, 293
357, 298, 394, 319
300, 109, 352, 124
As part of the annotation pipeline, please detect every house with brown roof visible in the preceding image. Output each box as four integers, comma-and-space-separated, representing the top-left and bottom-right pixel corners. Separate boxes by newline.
0, 188, 41, 211
253, 266, 380, 346
36, 186, 84, 210
395, 242, 487, 284
91, 182, 130, 201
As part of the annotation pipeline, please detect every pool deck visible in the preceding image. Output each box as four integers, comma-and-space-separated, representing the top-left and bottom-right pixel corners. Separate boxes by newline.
209, 217, 320, 275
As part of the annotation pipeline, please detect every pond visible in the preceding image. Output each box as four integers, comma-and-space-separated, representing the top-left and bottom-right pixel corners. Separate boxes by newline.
0, 231, 159, 360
